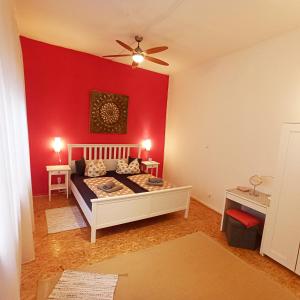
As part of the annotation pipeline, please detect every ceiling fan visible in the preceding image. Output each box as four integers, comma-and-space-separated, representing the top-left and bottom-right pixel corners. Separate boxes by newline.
103, 35, 169, 68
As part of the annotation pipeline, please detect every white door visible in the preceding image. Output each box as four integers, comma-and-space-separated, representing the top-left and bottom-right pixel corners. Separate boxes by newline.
296, 255, 300, 276
263, 123, 300, 272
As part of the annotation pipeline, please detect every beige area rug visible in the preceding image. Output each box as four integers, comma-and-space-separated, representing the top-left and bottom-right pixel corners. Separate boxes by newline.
45, 206, 86, 234
37, 232, 297, 300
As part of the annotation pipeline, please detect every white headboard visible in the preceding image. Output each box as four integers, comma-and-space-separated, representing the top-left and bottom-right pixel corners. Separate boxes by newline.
68, 143, 142, 173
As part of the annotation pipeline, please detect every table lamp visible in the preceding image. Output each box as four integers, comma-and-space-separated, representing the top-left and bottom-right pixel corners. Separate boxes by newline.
52, 137, 62, 164
142, 139, 152, 161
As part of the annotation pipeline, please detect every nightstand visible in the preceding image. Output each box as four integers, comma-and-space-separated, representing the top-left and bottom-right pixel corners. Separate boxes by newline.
46, 165, 71, 201
141, 160, 160, 177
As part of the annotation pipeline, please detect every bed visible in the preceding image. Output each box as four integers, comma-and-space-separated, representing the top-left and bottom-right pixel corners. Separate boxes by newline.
68, 143, 192, 243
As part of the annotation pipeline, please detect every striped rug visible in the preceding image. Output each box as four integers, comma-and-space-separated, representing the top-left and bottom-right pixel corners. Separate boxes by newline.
48, 270, 118, 300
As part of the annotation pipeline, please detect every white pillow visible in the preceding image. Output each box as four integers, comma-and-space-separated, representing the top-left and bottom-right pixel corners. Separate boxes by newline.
85, 159, 106, 177
116, 159, 141, 174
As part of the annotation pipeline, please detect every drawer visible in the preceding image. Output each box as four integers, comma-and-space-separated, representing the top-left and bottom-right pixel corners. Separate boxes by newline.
50, 170, 67, 176
226, 192, 267, 214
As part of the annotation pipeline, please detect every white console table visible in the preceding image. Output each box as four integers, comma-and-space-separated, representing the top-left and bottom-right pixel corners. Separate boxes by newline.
221, 188, 270, 254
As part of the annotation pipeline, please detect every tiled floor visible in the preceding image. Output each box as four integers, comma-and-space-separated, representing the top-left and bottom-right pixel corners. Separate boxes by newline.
21, 194, 300, 299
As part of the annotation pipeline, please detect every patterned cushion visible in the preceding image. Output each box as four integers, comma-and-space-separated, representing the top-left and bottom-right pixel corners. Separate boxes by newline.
84, 160, 106, 177
116, 159, 141, 174
128, 156, 142, 166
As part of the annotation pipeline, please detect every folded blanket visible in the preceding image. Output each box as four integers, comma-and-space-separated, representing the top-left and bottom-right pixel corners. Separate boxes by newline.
146, 181, 164, 186
148, 177, 163, 184
98, 184, 123, 193
102, 180, 115, 190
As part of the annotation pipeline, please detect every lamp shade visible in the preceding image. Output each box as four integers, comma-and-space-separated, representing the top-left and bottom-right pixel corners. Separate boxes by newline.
132, 53, 144, 63
53, 137, 62, 153
142, 139, 152, 151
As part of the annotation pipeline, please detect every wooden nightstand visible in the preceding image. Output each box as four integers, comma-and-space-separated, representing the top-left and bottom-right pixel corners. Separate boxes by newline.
141, 160, 160, 177
46, 165, 71, 201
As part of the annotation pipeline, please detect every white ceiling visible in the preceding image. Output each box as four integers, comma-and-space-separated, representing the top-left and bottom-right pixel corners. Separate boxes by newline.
14, 0, 300, 74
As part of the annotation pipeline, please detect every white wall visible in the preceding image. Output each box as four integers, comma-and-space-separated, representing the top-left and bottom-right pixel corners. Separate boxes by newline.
164, 28, 300, 213
0, 0, 35, 299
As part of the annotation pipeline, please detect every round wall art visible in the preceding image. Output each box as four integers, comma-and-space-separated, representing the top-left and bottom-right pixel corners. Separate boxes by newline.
90, 91, 128, 134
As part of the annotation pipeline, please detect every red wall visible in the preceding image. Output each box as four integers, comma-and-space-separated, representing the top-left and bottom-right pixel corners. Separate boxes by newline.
21, 37, 169, 196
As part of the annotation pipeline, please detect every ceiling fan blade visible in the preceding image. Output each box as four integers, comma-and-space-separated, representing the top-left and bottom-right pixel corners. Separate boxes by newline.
144, 46, 168, 54
103, 54, 131, 58
116, 40, 133, 52
144, 56, 169, 66
132, 61, 138, 69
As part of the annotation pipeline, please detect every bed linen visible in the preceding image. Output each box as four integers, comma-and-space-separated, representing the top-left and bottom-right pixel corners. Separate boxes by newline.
128, 174, 174, 191
84, 177, 134, 198
70, 171, 147, 210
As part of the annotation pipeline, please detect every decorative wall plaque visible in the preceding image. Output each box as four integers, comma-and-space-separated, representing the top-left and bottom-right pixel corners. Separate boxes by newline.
90, 91, 128, 134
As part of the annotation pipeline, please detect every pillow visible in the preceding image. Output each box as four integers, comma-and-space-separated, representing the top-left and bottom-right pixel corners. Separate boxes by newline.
128, 156, 142, 165
116, 159, 141, 174
128, 156, 142, 172
75, 157, 86, 176
84, 159, 106, 177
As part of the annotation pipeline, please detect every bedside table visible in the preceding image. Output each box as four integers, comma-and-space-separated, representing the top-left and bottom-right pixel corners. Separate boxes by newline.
46, 165, 71, 201
141, 161, 160, 177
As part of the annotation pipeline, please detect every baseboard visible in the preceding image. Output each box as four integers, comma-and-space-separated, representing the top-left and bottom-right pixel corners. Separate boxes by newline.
34, 191, 66, 198
33, 194, 48, 198
191, 195, 222, 215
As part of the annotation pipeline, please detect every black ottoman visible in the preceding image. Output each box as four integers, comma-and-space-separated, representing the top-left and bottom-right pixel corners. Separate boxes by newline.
226, 215, 260, 250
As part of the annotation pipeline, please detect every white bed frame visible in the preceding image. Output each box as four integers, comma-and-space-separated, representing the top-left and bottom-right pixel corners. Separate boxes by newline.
68, 143, 192, 243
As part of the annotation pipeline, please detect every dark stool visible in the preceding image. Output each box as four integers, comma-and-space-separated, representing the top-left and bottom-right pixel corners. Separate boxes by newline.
225, 209, 261, 250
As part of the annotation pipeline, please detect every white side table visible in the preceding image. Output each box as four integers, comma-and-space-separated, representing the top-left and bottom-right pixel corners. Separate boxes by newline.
46, 165, 71, 201
141, 161, 160, 177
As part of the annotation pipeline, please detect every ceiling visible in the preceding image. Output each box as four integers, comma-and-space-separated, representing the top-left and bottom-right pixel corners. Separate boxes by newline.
14, 0, 300, 74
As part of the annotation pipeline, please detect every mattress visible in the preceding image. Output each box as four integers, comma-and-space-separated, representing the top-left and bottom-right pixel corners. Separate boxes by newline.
70, 171, 148, 210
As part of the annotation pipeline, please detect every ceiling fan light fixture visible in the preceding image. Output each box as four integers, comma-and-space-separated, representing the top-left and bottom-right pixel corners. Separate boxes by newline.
104, 37, 169, 67
132, 53, 144, 63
